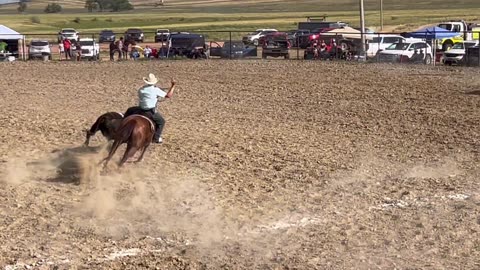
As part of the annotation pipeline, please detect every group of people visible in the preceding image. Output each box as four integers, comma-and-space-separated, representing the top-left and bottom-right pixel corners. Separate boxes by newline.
108, 38, 170, 61
59, 37, 82, 61
312, 39, 339, 60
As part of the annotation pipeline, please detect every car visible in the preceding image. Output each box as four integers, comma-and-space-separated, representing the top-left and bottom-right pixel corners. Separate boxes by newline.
442, 40, 478, 65
378, 41, 434, 64
261, 33, 291, 59
286, 29, 310, 47
242, 29, 278, 46
155, 29, 170, 43
124, 28, 144, 42
28, 40, 51, 60
98, 29, 115, 43
209, 41, 257, 58
74, 38, 100, 60
366, 34, 405, 58
464, 45, 480, 66
58, 28, 79, 43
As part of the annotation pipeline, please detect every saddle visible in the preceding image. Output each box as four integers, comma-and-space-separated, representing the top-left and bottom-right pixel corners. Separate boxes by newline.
124, 106, 156, 132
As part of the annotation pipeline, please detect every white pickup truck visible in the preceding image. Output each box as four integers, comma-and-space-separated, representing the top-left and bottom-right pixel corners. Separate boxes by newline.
76, 38, 100, 61
366, 34, 405, 58
58, 28, 79, 43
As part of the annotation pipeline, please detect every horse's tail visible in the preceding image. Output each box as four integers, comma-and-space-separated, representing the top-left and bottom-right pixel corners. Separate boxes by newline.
115, 119, 136, 143
87, 115, 105, 136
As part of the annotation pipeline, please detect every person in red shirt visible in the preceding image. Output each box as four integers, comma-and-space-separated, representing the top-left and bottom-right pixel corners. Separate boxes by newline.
62, 38, 71, 60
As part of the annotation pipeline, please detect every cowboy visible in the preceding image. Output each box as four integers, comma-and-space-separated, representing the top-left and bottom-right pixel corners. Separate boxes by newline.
124, 73, 176, 144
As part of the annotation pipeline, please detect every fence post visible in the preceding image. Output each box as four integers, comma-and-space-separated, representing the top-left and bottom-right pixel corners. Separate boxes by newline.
296, 35, 299, 60
229, 31, 232, 60
23, 35, 26, 61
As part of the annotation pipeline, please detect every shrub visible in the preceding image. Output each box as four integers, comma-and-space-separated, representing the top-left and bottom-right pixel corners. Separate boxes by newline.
17, 2, 27, 13
44, 3, 62, 13
73, 17, 81, 23
91, 17, 98, 21
106, 18, 113, 22
30, 16, 41, 24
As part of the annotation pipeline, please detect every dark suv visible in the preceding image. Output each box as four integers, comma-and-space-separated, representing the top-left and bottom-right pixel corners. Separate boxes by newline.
124, 28, 144, 42
98, 29, 115, 43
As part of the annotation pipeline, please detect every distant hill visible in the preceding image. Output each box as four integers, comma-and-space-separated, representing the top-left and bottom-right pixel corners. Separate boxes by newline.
1, 0, 479, 13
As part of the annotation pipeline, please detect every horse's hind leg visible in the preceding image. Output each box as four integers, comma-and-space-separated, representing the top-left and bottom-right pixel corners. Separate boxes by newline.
135, 144, 150, 163
100, 139, 122, 168
119, 144, 138, 167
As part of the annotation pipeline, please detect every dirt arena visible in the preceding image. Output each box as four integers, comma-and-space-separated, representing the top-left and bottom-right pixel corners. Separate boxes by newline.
0, 60, 479, 269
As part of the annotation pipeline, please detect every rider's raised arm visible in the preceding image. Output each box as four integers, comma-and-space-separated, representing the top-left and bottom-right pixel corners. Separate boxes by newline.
165, 79, 176, 98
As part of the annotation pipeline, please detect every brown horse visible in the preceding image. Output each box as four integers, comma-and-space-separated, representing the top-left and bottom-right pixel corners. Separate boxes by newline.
84, 112, 124, 146
100, 114, 155, 168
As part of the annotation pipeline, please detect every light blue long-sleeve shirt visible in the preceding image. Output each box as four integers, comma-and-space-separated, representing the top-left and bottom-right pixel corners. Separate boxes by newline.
138, 85, 167, 110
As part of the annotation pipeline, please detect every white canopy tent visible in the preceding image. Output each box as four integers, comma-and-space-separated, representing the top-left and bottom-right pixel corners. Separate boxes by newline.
0, 24, 23, 40
0, 24, 25, 60
322, 26, 374, 40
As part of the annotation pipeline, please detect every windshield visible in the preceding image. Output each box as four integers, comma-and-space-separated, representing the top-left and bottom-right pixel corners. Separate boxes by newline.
451, 43, 464, 50
371, 37, 380, 43
62, 29, 76, 33
224, 42, 244, 48
127, 29, 142, 33
386, 43, 410, 50
31, 41, 48, 46
101, 31, 114, 35
80, 41, 94, 46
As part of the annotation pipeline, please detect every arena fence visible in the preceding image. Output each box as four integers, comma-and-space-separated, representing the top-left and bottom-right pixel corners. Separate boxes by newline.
0, 30, 479, 66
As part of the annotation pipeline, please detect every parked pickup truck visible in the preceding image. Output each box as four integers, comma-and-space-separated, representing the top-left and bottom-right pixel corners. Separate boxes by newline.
75, 38, 100, 61
155, 29, 170, 43
58, 28, 78, 43
377, 41, 433, 64
366, 34, 405, 58
261, 33, 291, 59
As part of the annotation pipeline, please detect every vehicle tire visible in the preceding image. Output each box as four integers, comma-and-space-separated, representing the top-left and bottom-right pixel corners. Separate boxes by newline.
424, 55, 432, 65
442, 41, 453, 52
262, 53, 266, 59
284, 54, 289, 59
49, 55, 52, 60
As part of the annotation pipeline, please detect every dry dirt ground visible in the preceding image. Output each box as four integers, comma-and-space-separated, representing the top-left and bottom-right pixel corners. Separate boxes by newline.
0, 60, 479, 269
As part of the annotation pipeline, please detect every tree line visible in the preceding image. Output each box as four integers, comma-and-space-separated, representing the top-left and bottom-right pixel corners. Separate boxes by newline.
17, 0, 136, 13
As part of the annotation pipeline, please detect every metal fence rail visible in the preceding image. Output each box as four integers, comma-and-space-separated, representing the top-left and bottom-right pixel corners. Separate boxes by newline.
0, 30, 478, 66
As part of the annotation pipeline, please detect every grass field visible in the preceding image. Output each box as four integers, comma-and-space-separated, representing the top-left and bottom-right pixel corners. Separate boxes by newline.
0, 0, 479, 40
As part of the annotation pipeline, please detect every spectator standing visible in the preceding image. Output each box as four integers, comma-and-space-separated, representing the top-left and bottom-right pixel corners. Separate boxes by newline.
109, 40, 116, 61
62, 38, 71, 60
116, 37, 124, 60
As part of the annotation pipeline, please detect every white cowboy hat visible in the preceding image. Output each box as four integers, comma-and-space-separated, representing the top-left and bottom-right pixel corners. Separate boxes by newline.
143, 73, 158, 85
